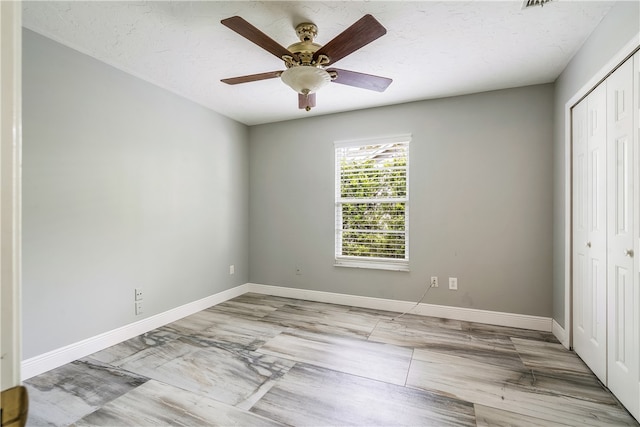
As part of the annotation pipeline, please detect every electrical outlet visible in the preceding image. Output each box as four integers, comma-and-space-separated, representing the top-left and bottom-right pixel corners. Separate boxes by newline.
295, 265, 302, 275
430, 276, 438, 287
135, 301, 143, 315
229, 264, 235, 275
449, 277, 458, 290
134, 288, 143, 301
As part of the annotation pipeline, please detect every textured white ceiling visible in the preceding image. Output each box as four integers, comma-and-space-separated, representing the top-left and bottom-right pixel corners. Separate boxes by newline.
23, 1, 615, 125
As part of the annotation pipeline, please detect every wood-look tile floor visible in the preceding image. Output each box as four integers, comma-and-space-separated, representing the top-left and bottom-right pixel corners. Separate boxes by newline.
24, 293, 638, 426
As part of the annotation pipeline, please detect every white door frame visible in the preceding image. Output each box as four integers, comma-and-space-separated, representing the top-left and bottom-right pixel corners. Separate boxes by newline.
564, 35, 640, 349
0, 0, 22, 391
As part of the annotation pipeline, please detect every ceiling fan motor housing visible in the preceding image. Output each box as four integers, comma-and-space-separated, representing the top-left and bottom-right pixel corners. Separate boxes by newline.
281, 22, 333, 96
286, 23, 325, 67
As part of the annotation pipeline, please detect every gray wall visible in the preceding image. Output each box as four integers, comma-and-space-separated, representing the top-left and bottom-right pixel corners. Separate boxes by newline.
552, 1, 640, 328
249, 84, 554, 317
22, 29, 249, 359
24, 0, 635, 360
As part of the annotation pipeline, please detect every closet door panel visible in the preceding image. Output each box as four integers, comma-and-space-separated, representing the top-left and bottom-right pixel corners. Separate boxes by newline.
573, 99, 588, 340
607, 56, 637, 416
573, 84, 607, 383
633, 50, 640, 419
588, 83, 608, 382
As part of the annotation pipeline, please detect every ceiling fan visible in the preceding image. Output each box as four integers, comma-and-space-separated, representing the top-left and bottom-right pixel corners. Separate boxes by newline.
220, 14, 392, 111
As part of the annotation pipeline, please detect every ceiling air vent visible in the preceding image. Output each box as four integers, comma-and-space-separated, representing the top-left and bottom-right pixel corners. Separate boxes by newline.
522, 0, 552, 9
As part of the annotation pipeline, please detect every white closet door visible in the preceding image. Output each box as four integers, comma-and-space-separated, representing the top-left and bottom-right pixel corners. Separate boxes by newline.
572, 97, 589, 362
573, 83, 608, 383
606, 56, 637, 416
635, 50, 640, 418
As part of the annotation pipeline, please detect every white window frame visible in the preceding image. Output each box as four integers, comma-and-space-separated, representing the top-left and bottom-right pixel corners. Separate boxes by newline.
334, 134, 411, 271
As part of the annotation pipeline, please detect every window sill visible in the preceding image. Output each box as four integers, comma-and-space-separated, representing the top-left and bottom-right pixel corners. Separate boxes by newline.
334, 258, 409, 272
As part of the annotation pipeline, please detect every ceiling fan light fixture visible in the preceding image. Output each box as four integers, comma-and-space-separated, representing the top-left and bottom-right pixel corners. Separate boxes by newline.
280, 66, 331, 94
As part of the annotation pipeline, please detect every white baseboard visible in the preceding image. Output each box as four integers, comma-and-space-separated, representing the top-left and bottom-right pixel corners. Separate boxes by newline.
246, 283, 553, 332
552, 319, 569, 349
22, 282, 554, 380
21, 284, 249, 380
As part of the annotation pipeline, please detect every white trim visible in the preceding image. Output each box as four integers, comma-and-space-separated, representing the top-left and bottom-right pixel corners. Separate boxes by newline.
334, 258, 410, 272
21, 285, 249, 380
553, 319, 569, 349
246, 283, 553, 332
563, 33, 640, 347
0, 1, 23, 392
334, 133, 412, 148
22, 282, 556, 380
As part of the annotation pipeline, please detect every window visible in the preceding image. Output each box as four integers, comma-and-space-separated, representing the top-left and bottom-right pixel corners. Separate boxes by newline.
335, 135, 410, 271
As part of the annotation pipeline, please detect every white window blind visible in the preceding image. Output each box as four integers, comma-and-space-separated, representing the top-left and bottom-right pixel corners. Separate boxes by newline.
335, 135, 410, 271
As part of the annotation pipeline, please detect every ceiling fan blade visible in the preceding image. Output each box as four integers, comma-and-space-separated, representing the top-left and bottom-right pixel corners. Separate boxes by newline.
221, 71, 283, 85
313, 14, 386, 66
221, 16, 296, 61
298, 92, 316, 110
328, 68, 392, 92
